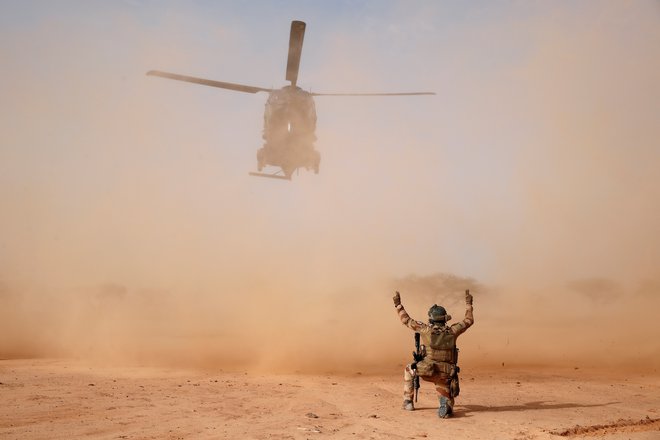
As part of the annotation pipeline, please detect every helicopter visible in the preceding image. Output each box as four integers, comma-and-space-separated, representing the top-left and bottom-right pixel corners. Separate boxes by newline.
147, 20, 434, 180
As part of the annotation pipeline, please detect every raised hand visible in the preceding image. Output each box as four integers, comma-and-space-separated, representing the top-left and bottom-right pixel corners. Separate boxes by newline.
393, 291, 402, 307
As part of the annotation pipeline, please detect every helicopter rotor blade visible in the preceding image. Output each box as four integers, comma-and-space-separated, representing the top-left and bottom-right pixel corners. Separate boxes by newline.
285, 21, 306, 87
147, 70, 272, 94
311, 91, 436, 96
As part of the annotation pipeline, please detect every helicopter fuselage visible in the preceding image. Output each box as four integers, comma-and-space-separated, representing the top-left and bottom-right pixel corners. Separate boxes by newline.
258, 86, 320, 178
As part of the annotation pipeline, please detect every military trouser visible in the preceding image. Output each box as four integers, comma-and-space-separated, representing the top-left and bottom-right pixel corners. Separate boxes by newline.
403, 363, 455, 411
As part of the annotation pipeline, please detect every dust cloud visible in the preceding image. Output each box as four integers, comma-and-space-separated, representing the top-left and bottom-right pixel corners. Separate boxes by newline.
1, 2, 659, 374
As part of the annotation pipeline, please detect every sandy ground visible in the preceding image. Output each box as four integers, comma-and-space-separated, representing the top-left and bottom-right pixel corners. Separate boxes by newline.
1, 359, 658, 440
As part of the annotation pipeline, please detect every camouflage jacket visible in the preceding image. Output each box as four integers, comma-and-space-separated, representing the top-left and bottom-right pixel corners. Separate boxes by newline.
396, 301, 474, 364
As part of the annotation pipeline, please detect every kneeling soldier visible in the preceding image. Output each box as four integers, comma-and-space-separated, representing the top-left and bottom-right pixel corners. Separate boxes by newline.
393, 290, 474, 418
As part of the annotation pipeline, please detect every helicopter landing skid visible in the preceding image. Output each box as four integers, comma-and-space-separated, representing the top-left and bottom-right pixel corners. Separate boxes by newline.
248, 171, 290, 180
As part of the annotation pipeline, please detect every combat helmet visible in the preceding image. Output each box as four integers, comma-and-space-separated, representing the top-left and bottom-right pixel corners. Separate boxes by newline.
428, 304, 451, 324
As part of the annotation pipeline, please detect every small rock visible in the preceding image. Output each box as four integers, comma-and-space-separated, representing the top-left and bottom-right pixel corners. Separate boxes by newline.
297, 426, 321, 433
88, 383, 95, 386
368, 414, 378, 418
306, 412, 319, 418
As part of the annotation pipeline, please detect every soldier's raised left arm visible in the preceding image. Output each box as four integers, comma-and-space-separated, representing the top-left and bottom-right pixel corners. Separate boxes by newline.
451, 290, 474, 336
393, 291, 426, 332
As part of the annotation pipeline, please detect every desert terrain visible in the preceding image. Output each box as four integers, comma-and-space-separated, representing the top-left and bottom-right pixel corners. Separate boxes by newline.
1, 359, 658, 440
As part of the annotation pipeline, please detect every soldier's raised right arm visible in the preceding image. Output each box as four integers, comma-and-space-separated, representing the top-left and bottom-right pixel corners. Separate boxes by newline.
451, 290, 474, 336
393, 291, 425, 332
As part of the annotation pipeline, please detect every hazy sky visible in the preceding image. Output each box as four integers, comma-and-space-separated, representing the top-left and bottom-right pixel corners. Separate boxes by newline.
1, 0, 658, 289
1, 0, 659, 370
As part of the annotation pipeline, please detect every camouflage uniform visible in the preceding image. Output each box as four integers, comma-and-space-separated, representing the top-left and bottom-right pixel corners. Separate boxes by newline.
394, 291, 474, 417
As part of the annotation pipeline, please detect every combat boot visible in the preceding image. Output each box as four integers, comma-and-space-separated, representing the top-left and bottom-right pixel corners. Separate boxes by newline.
437, 396, 451, 418
402, 399, 414, 411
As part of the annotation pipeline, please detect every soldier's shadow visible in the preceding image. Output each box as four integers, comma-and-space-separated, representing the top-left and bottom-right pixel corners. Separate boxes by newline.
413, 401, 619, 418
458, 400, 620, 416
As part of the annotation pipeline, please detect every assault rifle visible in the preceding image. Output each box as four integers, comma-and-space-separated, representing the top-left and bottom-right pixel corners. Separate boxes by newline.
450, 346, 461, 398
411, 332, 425, 402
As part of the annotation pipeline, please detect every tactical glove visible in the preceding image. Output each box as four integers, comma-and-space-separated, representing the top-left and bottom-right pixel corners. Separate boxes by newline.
393, 291, 402, 307
465, 290, 473, 305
